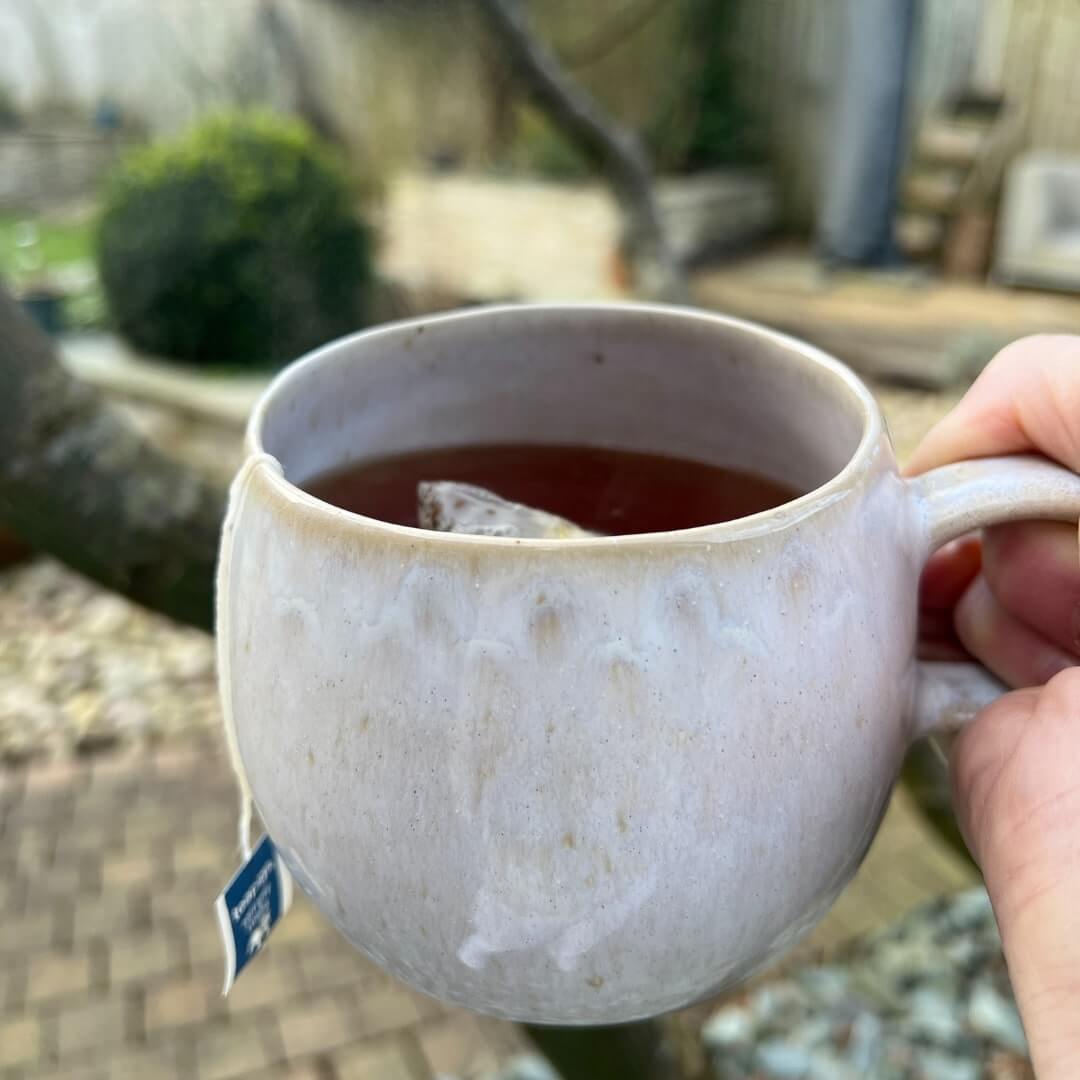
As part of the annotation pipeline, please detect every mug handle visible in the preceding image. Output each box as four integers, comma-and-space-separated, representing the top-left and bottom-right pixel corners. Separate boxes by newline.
908, 454, 1080, 738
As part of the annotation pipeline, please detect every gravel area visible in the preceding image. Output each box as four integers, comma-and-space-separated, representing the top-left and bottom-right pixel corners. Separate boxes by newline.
0, 400, 236, 762
0, 558, 220, 761
703, 889, 1029, 1080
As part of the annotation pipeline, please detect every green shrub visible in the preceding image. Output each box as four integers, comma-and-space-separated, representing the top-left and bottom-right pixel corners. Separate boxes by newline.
97, 111, 373, 367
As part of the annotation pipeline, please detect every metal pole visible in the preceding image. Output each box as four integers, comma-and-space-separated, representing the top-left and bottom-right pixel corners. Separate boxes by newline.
819, 0, 918, 266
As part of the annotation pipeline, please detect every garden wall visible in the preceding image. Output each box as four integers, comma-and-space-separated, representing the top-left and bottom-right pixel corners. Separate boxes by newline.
0, 129, 134, 211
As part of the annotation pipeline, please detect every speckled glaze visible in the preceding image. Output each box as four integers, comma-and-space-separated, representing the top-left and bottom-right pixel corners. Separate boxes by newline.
217, 304, 1080, 1024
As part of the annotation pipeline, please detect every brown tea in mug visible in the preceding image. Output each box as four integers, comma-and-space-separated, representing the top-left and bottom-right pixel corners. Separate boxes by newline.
302, 444, 799, 535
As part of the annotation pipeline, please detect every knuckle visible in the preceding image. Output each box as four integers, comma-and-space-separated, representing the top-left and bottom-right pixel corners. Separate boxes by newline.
992, 333, 1078, 367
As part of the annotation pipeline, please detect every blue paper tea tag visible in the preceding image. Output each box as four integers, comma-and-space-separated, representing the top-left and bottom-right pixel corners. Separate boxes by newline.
215, 834, 292, 994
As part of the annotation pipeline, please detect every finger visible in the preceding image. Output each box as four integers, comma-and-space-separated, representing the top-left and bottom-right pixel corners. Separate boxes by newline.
919, 535, 982, 610
955, 575, 1076, 688
951, 669, 1080, 1077
918, 538, 983, 660
906, 335, 1080, 475
982, 520, 1080, 657
954, 667, 1080, 873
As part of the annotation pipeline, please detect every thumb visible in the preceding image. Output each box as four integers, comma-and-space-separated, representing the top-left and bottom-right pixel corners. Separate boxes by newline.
951, 668, 1080, 1076
907, 335, 1080, 476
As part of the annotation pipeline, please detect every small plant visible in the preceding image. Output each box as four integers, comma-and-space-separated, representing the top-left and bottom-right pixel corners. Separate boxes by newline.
97, 111, 374, 367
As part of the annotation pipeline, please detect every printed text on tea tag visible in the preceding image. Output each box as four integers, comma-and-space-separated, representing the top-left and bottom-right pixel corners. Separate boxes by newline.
215, 834, 292, 994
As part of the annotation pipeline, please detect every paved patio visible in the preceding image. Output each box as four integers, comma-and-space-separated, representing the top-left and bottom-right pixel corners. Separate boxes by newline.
0, 740, 532, 1079
0, 734, 973, 1080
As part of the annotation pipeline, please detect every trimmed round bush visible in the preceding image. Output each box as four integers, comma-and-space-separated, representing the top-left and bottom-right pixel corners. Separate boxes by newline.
97, 112, 373, 367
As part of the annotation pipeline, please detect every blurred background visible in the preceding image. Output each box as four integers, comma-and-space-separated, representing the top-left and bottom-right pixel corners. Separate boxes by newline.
1, 0, 1075, 1077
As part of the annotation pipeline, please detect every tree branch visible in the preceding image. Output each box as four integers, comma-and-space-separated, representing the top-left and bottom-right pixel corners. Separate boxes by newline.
477, 0, 687, 302
259, 0, 349, 148
0, 286, 225, 631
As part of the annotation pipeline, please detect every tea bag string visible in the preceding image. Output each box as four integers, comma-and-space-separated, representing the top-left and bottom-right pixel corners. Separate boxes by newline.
218, 451, 282, 860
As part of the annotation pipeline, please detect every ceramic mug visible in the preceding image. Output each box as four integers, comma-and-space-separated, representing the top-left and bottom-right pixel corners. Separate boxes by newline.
218, 304, 1080, 1025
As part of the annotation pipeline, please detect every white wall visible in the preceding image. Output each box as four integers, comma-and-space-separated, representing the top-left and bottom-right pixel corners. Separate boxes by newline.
0, 0, 498, 165
2, 0, 254, 129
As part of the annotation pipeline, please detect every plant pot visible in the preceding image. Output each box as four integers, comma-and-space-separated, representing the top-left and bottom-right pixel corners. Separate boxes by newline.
19, 290, 65, 335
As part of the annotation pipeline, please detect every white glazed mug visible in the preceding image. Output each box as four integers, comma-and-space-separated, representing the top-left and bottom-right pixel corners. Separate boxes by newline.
218, 304, 1080, 1024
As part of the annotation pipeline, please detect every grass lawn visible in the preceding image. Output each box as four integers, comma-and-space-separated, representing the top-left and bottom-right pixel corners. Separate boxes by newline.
0, 210, 105, 329
0, 212, 95, 272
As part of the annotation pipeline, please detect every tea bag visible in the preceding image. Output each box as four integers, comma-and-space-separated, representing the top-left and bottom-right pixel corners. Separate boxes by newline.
417, 481, 596, 539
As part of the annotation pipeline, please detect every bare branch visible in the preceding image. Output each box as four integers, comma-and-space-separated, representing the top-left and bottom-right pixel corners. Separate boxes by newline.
477, 0, 687, 301
0, 286, 224, 631
259, 0, 349, 148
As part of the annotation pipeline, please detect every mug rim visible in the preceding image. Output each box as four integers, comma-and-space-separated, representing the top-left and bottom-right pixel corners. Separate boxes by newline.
245, 302, 883, 547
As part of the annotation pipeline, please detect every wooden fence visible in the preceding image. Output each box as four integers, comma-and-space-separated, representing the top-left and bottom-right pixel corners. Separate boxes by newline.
974, 0, 1080, 151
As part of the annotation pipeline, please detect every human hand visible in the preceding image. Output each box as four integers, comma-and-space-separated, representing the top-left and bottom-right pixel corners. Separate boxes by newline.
909, 336, 1080, 1076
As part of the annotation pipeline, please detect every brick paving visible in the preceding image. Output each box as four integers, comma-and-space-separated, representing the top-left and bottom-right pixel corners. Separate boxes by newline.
0, 741, 530, 1079
0, 736, 974, 1079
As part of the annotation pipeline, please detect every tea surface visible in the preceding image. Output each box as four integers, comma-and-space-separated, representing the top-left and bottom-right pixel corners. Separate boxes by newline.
303, 444, 799, 534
